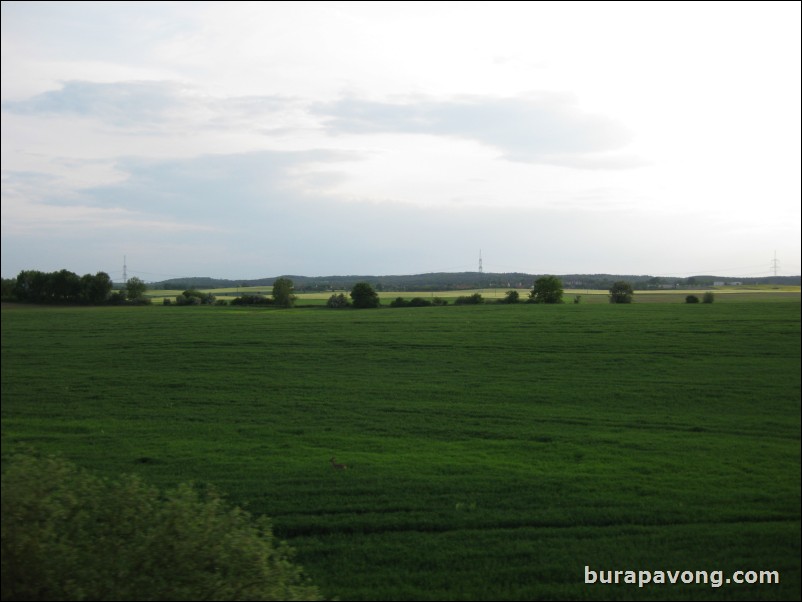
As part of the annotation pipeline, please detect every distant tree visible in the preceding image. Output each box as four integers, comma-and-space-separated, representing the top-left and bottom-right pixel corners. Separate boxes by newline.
1, 452, 321, 601
703, 291, 715, 304
80, 272, 113, 304
272, 278, 296, 308
50, 269, 82, 302
231, 294, 273, 306
175, 289, 215, 305
609, 281, 634, 304
124, 277, 148, 301
14, 270, 47, 302
530, 276, 564, 304
454, 293, 484, 305
501, 290, 520, 304
0, 278, 14, 300
685, 295, 700, 304
350, 282, 380, 308
326, 293, 350, 308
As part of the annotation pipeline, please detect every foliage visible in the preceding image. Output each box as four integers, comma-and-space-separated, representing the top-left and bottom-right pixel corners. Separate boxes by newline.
350, 282, 380, 308
686, 295, 700, 304
703, 291, 715, 304
124, 277, 148, 301
272, 278, 296, 308
454, 293, 484, 305
175, 289, 216, 306
231, 294, 274, 306
325, 293, 350, 309
0, 277, 15, 300
609, 280, 634, 304
390, 297, 434, 308
501, 290, 520, 304
12, 270, 113, 304
1, 452, 321, 601
530, 276, 564, 304
81, 272, 113, 304
573, 295, 582, 304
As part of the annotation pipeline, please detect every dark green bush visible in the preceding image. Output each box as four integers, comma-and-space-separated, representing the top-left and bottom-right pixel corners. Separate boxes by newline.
454, 293, 484, 305
609, 281, 634, 304
500, 290, 520, 304
703, 291, 715, 304
231, 294, 273, 306
326, 293, 350, 308
686, 295, 700, 304
176, 289, 215, 305
350, 282, 380, 308
1, 452, 321, 601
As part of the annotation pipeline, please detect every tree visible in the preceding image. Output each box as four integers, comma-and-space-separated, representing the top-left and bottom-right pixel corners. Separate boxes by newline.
176, 289, 216, 305
272, 277, 296, 308
530, 276, 564, 304
350, 282, 380, 308
685, 295, 700, 304
501, 290, 520, 304
609, 281, 634, 304
81, 272, 113, 304
454, 293, 484, 305
703, 291, 715, 304
50, 269, 82, 302
124, 277, 148, 301
0, 277, 14, 300
326, 293, 349, 308
1, 452, 321, 601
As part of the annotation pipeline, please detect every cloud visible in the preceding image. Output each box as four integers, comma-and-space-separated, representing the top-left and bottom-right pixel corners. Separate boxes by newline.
313, 95, 638, 168
2, 80, 187, 126
1, 80, 301, 135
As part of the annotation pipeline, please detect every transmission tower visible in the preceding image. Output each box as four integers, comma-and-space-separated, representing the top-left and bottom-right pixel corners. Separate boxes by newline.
122, 255, 128, 283
478, 250, 483, 275
771, 251, 779, 277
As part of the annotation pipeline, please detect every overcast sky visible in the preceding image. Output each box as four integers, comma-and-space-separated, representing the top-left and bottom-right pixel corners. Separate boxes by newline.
2, 1, 800, 281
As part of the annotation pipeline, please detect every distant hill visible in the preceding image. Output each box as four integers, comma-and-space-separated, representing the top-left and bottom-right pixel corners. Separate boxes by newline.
148, 272, 801, 291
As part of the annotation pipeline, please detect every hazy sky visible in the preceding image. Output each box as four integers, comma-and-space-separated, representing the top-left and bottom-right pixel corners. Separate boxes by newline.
2, 1, 800, 281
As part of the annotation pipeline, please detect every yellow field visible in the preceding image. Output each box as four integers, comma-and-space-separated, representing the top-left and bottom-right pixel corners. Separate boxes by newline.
144, 284, 800, 305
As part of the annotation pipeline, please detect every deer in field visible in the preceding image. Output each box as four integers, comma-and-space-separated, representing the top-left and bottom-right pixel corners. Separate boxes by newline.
330, 457, 348, 470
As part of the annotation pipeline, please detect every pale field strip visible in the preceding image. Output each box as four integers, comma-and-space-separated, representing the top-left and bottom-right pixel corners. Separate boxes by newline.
145, 285, 800, 302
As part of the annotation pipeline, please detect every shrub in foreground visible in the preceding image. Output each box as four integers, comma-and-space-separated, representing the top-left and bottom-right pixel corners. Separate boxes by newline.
1, 452, 321, 601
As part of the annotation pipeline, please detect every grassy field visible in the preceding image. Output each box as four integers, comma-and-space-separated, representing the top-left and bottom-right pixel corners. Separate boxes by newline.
2, 300, 800, 600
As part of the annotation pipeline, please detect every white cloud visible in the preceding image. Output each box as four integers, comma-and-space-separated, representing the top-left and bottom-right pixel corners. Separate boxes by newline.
1, 1, 799, 278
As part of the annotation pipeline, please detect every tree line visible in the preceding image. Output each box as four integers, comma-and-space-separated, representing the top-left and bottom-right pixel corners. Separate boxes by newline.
3, 271, 647, 307
4, 270, 150, 305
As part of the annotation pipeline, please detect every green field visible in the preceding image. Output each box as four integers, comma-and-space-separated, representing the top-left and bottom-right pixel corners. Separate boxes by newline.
2, 300, 800, 600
